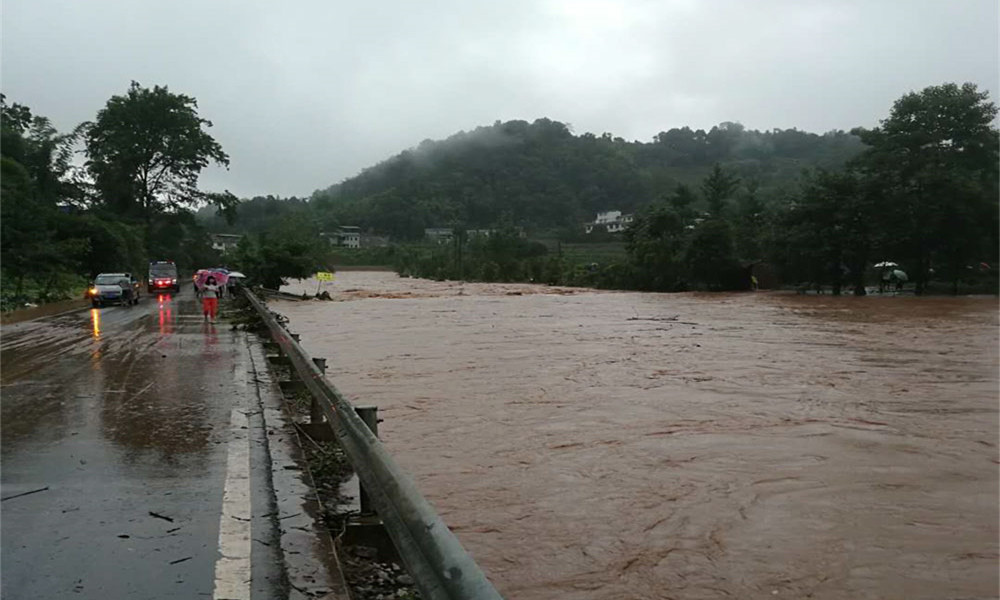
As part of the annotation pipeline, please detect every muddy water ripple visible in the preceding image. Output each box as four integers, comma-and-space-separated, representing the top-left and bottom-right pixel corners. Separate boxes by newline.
278, 272, 998, 600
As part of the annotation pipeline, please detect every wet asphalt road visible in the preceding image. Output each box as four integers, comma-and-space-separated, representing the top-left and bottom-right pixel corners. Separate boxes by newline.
1, 287, 284, 599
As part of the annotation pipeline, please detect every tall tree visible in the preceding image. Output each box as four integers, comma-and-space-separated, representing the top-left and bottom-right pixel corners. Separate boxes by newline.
625, 203, 688, 291
1, 97, 90, 297
84, 82, 234, 231
734, 178, 765, 260
701, 163, 740, 218
667, 183, 699, 223
784, 169, 876, 295
685, 219, 738, 290
852, 82, 999, 293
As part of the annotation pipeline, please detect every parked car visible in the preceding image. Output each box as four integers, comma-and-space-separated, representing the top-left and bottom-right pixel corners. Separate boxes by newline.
89, 273, 141, 307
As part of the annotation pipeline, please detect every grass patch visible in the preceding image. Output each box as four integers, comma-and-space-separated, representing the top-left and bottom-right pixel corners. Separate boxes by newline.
557, 242, 628, 265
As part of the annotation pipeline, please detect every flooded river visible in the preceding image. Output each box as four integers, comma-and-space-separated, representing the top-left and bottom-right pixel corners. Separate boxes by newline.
276, 272, 998, 600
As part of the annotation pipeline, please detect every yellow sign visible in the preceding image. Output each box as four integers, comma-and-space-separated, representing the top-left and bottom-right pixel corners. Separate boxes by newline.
316, 271, 335, 282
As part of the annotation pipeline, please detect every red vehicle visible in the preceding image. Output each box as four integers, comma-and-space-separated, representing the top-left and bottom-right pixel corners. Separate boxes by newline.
148, 261, 180, 293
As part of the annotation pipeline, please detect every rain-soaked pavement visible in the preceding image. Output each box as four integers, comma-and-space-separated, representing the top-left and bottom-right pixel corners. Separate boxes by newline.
1, 288, 285, 599
279, 272, 999, 600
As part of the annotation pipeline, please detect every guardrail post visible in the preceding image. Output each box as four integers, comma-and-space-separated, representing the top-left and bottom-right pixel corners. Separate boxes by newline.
354, 405, 379, 516
310, 358, 327, 424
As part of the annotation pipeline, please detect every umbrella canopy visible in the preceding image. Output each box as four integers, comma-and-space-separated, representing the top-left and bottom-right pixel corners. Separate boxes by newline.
873, 261, 898, 268
195, 269, 229, 288
227, 271, 246, 279
892, 269, 908, 282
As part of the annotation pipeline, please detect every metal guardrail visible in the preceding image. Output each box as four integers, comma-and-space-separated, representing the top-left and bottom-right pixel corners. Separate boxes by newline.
242, 287, 503, 600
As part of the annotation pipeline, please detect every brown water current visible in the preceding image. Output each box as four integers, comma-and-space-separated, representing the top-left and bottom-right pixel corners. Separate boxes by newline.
278, 272, 999, 600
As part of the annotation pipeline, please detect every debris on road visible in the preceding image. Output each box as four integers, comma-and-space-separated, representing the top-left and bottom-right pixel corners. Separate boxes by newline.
1, 486, 50, 502
148, 511, 174, 523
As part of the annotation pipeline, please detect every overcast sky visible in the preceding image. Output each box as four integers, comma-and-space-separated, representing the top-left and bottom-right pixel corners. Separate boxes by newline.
3, 0, 997, 198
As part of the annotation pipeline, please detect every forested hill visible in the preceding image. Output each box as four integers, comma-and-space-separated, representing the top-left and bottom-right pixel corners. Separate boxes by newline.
302, 118, 864, 239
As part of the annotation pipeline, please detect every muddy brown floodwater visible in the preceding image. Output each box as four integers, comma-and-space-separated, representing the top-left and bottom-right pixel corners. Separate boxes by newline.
277, 272, 998, 600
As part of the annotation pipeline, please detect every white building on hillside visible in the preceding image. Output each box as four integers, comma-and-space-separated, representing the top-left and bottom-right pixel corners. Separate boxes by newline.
585, 210, 634, 234
321, 226, 361, 248
425, 228, 454, 243
211, 233, 243, 254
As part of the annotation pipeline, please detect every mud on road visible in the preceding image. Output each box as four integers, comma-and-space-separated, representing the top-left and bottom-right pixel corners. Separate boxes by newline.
279, 272, 998, 600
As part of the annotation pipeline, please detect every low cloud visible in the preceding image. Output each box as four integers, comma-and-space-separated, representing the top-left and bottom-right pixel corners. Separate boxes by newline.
3, 0, 997, 198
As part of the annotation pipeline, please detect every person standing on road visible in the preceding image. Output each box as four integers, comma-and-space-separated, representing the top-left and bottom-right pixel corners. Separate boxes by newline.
202, 275, 221, 321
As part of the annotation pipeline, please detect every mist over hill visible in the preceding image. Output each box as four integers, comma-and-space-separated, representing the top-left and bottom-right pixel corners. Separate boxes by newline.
201, 118, 864, 238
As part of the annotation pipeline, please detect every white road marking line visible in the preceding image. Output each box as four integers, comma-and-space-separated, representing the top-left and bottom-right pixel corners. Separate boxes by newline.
213, 366, 252, 600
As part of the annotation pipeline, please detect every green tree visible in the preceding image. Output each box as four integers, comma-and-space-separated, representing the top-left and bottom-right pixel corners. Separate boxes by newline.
701, 163, 740, 219
84, 82, 234, 231
734, 179, 765, 260
1, 97, 89, 301
685, 219, 739, 290
781, 170, 876, 295
667, 183, 699, 223
852, 82, 999, 294
229, 213, 326, 289
68, 214, 146, 277
625, 204, 688, 291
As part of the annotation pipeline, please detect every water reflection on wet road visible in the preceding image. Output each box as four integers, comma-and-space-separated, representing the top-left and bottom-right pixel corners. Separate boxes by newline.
1, 289, 282, 599
280, 272, 999, 600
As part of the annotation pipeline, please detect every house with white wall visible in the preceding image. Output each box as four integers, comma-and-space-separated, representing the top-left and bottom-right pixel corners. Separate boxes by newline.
210, 233, 243, 254
321, 226, 362, 248
425, 228, 454, 243
585, 211, 634, 234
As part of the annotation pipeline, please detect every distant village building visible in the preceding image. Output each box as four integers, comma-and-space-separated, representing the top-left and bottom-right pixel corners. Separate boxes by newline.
321, 226, 361, 248
585, 210, 634, 234
360, 233, 390, 247
425, 227, 526, 243
211, 233, 243, 254
425, 227, 454, 243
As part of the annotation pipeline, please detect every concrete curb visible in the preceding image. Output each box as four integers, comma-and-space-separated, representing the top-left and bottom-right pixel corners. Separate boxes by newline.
246, 334, 351, 599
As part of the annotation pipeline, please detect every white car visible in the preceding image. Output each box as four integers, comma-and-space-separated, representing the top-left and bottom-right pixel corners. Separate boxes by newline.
89, 273, 141, 307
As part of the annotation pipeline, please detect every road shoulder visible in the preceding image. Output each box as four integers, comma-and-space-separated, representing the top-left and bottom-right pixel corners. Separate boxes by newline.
243, 332, 350, 599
